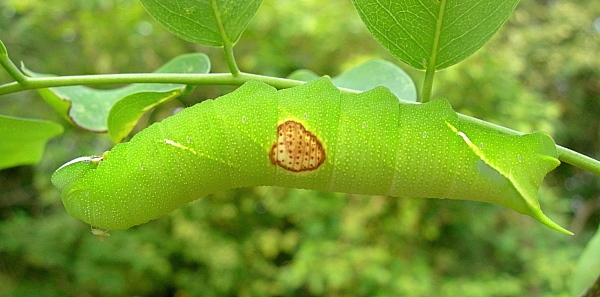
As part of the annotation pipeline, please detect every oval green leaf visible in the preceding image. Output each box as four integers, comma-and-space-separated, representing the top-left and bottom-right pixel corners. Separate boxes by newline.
287, 69, 320, 82
0, 115, 63, 170
288, 59, 417, 101
25, 53, 210, 132
140, 0, 263, 47
352, 0, 519, 70
108, 90, 182, 143
332, 59, 417, 102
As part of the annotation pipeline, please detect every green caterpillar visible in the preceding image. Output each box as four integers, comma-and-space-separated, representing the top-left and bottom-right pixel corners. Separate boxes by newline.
52, 77, 570, 234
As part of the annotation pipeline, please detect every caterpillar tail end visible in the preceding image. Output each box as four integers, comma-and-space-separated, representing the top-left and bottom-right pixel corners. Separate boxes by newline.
530, 208, 573, 235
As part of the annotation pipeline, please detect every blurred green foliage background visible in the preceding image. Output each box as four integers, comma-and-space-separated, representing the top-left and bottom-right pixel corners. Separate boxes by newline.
0, 0, 599, 296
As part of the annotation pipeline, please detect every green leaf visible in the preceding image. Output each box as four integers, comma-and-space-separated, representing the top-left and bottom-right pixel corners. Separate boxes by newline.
352, 0, 519, 70
107, 90, 182, 143
572, 224, 600, 296
25, 53, 210, 132
0, 115, 63, 170
287, 69, 320, 82
140, 0, 263, 47
288, 59, 417, 101
332, 59, 417, 102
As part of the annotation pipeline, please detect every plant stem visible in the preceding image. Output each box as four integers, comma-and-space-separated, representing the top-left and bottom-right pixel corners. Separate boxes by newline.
0, 54, 28, 84
223, 43, 240, 76
0, 72, 305, 96
557, 147, 600, 177
421, 0, 447, 103
211, 0, 240, 76
421, 67, 435, 103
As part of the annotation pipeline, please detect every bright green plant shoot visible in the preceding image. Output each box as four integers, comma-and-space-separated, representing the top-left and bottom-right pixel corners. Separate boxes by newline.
52, 78, 570, 234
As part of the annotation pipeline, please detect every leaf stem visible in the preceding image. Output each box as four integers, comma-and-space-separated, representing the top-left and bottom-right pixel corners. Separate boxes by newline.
211, 0, 240, 76
421, 67, 435, 103
421, 0, 447, 103
223, 43, 240, 76
0, 53, 28, 84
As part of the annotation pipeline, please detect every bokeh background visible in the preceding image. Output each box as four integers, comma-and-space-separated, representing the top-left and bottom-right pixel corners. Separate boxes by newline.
0, 0, 599, 296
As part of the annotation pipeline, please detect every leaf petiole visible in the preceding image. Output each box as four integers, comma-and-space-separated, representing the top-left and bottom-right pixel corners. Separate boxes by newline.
420, 0, 447, 103
223, 43, 240, 76
0, 45, 28, 84
211, 0, 241, 76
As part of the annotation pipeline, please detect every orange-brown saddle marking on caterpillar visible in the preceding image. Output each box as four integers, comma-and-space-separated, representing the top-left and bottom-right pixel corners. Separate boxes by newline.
270, 120, 325, 172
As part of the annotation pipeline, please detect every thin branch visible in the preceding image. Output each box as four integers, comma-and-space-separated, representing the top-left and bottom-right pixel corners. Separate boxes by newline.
557, 147, 600, 177
0, 72, 306, 96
